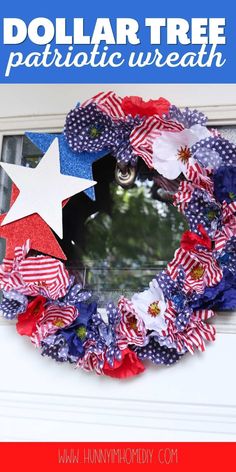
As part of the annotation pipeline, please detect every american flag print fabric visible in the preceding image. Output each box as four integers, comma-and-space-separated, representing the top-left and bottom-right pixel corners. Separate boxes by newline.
162, 303, 216, 354
214, 201, 236, 252
167, 247, 223, 294
117, 297, 147, 349
174, 159, 214, 213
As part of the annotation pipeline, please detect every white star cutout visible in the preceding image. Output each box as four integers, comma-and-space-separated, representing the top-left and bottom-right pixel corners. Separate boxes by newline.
0, 138, 97, 239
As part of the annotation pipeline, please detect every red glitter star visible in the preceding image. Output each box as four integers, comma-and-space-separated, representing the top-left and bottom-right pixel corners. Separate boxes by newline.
0, 184, 67, 260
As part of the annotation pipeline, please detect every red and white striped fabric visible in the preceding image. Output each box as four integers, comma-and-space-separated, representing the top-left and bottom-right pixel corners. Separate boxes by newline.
187, 160, 213, 191
82, 91, 125, 120
174, 159, 214, 212
162, 303, 216, 354
174, 180, 196, 213
214, 201, 236, 252
77, 340, 104, 375
82, 91, 183, 168
167, 247, 223, 294
31, 304, 77, 347
129, 115, 183, 168
194, 308, 215, 321
0, 240, 70, 300
228, 201, 236, 214
221, 200, 236, 222
117, 297, 147, 349
0, 239, 30, 276
214, 225, 236, 252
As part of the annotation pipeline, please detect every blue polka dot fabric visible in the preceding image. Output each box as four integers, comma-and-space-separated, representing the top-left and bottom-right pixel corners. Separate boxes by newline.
0, 290, 28, 320
192, 136, 236, 167
184, 189, 221, 237
135, 337, 182, 366
86, 304, 122, 368
41, 334, 77, 363
64, 102, 142, 166
53, 283, 92, 307
217, 238, 236, 275
166, 106, 207, 128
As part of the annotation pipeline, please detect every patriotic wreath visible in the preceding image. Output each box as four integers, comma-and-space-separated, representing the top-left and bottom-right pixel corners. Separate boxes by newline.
0, 91, 236, 379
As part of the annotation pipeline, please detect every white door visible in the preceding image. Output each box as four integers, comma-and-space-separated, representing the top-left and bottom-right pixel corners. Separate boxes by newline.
0, 84, 236, 441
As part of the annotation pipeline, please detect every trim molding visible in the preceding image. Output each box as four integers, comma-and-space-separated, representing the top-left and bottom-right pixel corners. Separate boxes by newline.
0, 104, 235, 134
0, 390, 236, 438
0, 114, 65, 134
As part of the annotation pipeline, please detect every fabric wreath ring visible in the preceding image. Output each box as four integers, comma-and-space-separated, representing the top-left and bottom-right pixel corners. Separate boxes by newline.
0, 91, 236, 379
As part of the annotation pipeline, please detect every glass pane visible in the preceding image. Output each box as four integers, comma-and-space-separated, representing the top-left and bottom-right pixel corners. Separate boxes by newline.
0, 136, 23, 261
22, 136, 43, 167
216, 126, 236, 144
80, 180, 187, 299
62, 151, 188, 301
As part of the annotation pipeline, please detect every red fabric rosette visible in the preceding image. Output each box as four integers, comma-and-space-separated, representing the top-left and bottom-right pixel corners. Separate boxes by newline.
103, 348, 145, 379
121, 96, 170, 118
16, 296, 46, 337
181, 224, 212, 251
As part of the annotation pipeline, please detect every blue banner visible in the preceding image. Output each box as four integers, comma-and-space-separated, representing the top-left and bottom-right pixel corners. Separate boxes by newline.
0, 0, 235, 83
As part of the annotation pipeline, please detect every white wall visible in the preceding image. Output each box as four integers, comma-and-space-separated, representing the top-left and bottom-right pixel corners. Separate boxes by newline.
0, 84, 236, 118
0, 84, 236, 442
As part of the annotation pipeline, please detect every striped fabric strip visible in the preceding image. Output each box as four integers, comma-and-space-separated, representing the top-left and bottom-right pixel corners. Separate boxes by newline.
82, 91, 125, 120
32, 304, 77, 347
168, 247, 222, 293
214, 201, 236, 251
214, 226, 235, 251
82, 91, 183, 168
186, 160, 213, 192
194, 309, 215, 321
174, 181, 195, 212
174, 160, 214, 213
163, 323, 215, 354
117, 297, 146, 348
162, 304, 216, 354
1, 240, 30, 273
130, 116, 183, 168
228, 201, 236, 213
0, 241, 70, 300
77, 340, 104, 374
221, 201, 236, 220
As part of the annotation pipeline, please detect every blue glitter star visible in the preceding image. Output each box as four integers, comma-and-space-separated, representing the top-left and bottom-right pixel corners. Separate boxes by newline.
26, 132, 109, 201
